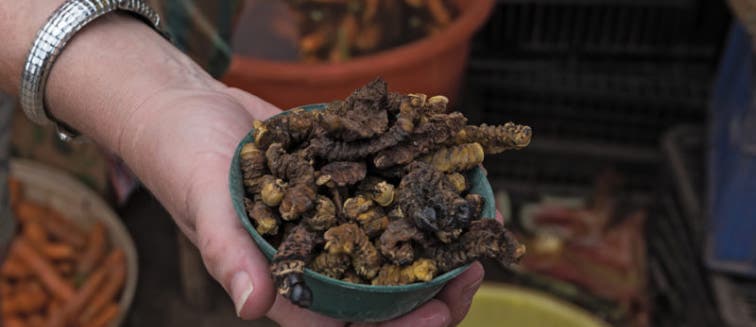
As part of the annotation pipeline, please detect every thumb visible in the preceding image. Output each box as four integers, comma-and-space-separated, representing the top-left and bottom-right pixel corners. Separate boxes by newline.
191, 173, 276, 319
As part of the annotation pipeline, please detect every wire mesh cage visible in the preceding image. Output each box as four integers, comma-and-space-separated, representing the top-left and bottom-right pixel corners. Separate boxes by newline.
647, 126, 722, 327
467, 59, 710, 146
483, 148, 660, 198
473, 0, 729, 61
463, 0, 730, 195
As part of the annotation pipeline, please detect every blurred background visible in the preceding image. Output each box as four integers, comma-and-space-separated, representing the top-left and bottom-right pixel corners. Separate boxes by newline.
4, 0, 756, 326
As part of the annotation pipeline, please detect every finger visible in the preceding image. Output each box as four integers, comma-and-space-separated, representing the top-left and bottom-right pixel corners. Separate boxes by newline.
376, 299, 451, 327
436, 261, 484, 325
224, 87, 282, 120
192, 169, 276, 320
495, 210, 504, 224
266, 294, 344, 327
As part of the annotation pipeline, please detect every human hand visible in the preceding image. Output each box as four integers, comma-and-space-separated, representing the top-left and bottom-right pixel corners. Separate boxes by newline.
0, 4, 491, 324
117, 84, 490, 326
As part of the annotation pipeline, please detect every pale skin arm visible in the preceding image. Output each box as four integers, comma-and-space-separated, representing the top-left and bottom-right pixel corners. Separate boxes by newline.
0, 1, 486, 325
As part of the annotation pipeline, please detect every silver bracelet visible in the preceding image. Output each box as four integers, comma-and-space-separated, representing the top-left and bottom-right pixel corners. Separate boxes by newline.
19, 0, 169, 142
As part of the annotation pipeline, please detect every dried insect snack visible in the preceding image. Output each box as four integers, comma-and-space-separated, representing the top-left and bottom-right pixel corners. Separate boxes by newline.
420, 142, 485, 173
342, 194, 390, 236
378, 219, 421, 265
372, 259, 438, 286
446, 172, 468, 193
452, 122, 532, 154
238, 78, 529, 308
324, 223, 382, 280
372, 112, 467, 168
266, 143, 318, 220
302, 195, 338, 231
396, 162, 472, 235
317, 161, 367, 187
427, 219, 526, 273
270, 225, 322, 307
310, 252, 351, 279
357, 177, 395, 207
244, 197, 280, 235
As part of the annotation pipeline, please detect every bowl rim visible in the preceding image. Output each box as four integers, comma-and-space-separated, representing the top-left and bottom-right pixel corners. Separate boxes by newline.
229, 103, 496, 292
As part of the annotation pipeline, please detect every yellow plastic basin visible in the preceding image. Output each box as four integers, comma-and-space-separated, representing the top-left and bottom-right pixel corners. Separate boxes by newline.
460, 284, 609, 327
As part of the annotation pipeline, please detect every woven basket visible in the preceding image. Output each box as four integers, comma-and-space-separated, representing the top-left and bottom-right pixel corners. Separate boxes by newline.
10, 159, 138, 326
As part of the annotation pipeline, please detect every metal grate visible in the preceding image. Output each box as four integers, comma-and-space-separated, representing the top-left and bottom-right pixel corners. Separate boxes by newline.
460, 62, 707, 198
475, 0, 729, 61
647, 126, 723, 327
648, 196, 722, 327
483, 148, 659, 199
461, 0, 729, 194
467, 60, 710, 147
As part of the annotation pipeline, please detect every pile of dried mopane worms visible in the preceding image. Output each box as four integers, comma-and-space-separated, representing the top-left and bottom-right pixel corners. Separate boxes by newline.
240, 78, 530, 307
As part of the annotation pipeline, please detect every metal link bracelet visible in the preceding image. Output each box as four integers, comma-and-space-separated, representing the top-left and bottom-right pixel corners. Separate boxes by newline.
19, 0, 169, 142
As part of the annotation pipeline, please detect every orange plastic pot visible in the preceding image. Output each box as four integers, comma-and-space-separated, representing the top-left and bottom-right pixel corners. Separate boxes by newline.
221, 0, 495, 110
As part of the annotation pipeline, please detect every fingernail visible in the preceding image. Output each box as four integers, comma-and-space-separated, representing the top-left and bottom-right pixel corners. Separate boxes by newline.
420, 312, 450, 327
231, 271, 254, 317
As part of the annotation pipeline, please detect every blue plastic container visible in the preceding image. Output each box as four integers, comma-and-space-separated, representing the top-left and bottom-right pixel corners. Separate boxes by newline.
707, 23, 756, 277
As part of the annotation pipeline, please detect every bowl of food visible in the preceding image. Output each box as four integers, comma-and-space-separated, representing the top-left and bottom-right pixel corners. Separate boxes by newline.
2, 160, 138, 327
229, 79, 531, 322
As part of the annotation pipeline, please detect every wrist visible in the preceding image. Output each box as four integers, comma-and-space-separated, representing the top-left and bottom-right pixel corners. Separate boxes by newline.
0, 1, 64, 93
43, 14, 222, 154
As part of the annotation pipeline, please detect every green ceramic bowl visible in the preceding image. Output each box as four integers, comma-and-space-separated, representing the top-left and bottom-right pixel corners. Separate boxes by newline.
229, 103, 496, 322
